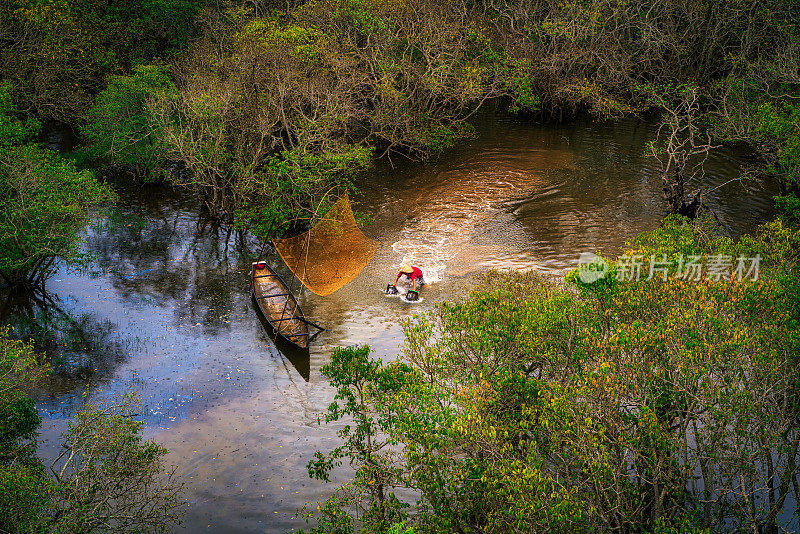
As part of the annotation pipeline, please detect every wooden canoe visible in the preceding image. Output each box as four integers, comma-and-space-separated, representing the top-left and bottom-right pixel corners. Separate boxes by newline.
250, 262, 309, 350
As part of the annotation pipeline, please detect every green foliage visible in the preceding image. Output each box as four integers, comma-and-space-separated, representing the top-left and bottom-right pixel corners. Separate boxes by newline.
0, 332, 45, 467
0, 91, 117, 287
0, 464, 52, 533
0, 331, 51, 534
0, 397, 40, 464
299, 490, 356, 534
239, 19, 328, 63
504, 58, 540, 114
0, 144, 116, 286
754, 98, 800, 190
82, 64, 176, 178
237, 144, 373, 237
775, 194, 800, 225
0, 83, 41, 149
0, 0, 205, 122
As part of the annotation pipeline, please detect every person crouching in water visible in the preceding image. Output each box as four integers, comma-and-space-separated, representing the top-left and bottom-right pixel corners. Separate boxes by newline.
392, 263, 425, 292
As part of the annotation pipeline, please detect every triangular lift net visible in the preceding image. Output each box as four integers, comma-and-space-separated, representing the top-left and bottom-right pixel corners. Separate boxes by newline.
273, 192, 380, 296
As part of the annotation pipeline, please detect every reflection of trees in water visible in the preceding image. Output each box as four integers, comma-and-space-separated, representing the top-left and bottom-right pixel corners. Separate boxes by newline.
0, 288, 130, 392
85, 181, 260, 335
87, 203, 190, 303
6, 176, 328, 389
181, 224, 254, 336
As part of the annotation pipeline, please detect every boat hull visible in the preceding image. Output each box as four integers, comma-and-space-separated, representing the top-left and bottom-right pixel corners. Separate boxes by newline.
250, 262, 309, 350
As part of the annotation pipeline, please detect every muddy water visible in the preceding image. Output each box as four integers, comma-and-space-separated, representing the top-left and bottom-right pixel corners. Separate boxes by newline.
13, 117, 776, 533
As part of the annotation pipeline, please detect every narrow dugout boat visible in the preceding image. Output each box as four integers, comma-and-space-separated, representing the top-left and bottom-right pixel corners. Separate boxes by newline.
250, 261, 312, 350
250, 192, 380, 351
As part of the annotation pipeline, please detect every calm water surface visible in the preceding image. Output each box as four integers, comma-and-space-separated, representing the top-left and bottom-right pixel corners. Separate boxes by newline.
8, 117, 777, 532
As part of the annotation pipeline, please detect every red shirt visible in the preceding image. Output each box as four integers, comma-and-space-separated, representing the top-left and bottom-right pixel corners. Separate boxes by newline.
398, 266, 423, 281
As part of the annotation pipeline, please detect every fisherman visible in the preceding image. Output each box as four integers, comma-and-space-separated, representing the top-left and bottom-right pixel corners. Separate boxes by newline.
392, 263, 425, 292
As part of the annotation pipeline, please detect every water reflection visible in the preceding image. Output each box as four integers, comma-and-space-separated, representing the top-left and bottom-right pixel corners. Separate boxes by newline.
0, 288, 133, 395
86, 191, 255, 338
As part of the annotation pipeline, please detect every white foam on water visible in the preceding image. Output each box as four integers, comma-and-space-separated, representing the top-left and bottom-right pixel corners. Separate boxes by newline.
391, 220, 463, 284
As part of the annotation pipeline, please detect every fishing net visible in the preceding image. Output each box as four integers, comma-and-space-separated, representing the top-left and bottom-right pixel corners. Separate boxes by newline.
273, 192, 380, 296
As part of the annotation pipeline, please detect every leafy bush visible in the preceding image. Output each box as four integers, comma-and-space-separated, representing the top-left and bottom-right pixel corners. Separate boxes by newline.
82, 64, 176, 178
0, 87, 116, 288
0, 332, 50, 533
0, 83, 41, 149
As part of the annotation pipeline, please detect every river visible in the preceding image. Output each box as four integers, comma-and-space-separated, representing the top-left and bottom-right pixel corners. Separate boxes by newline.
5, 116, 777, 532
